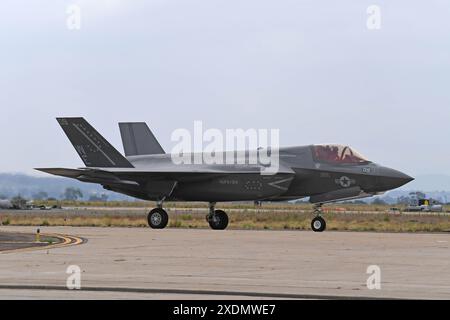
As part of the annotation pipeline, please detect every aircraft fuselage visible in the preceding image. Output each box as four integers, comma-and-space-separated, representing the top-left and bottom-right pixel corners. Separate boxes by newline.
104, 145, 412, 204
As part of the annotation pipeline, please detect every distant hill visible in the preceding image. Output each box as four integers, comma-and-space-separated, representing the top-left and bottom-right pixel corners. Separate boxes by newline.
0, 173, 132, 201
401, 174, 450, 192
359, 174, 450, 204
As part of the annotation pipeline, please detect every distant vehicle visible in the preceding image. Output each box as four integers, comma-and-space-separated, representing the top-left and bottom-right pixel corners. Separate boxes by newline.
0, 199, 13, 209
38, 117, 414, 232
405, 199, 443, 212
388, 207, 401, 214
0, 199, 39, 210
24, 200, 58, 210
29, 204, 48, 210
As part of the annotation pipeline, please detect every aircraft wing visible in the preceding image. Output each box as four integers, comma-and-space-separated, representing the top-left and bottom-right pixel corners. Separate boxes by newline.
36, 165, 295, 185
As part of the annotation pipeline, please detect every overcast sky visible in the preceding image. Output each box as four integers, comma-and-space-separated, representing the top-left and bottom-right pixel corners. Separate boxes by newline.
1, 0, 449, 176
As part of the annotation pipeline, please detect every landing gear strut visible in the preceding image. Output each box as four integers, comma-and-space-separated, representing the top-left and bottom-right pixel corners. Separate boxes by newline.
311, 204, 326, 232
147, 200, 169, 229
206, 202, 229, 230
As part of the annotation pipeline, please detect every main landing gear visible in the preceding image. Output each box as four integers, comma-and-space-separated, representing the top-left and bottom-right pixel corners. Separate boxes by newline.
147, 201, 229, 230
206, 202, 229, 230
311, 204, 326, 232
147, 201, 169, 229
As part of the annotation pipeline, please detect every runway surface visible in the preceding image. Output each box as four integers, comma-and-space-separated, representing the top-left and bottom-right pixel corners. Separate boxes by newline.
0, 226, 449, 299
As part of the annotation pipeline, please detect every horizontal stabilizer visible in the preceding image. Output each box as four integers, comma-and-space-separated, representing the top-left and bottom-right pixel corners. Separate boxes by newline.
35, 168, 86, 178
35, 168, 139, 186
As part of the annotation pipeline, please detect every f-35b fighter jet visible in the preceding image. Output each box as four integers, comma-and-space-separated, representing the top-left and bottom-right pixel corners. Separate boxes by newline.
37, 118, 413, 232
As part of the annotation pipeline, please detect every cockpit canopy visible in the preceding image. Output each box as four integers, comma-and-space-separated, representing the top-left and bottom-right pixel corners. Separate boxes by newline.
312, 144, 370, 165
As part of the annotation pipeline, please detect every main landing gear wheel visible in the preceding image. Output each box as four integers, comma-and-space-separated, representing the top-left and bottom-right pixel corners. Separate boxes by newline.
148, 208, 169, 229
208, 210, 229, 230
311, 216, 326, 232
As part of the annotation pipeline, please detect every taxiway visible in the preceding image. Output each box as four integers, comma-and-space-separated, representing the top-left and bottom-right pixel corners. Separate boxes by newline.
0, 226, 449, 299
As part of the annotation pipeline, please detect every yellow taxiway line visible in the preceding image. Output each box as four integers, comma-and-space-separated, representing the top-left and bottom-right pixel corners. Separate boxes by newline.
0, 233, 85, 254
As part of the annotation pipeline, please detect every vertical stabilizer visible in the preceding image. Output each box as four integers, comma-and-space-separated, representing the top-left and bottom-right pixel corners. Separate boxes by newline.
119, 122, 165, 156
57, 117, 134, 168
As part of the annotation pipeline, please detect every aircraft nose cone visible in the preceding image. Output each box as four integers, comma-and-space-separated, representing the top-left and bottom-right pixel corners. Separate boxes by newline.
377, 167, 414, 190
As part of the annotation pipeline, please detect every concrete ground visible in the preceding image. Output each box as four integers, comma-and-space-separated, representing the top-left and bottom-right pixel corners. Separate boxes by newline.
0, 226, 449, 299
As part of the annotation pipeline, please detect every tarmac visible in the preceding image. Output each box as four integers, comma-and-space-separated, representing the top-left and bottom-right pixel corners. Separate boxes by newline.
0, 226, 449, 299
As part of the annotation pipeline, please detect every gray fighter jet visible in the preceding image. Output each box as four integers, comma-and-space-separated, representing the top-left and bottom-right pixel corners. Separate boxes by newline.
37, 118, 413, 232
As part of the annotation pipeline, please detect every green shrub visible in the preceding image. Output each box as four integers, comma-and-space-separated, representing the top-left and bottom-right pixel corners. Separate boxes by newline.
169, 220, 183, 228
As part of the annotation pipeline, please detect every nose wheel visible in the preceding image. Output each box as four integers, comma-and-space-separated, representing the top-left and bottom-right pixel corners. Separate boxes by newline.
311, 204, 326, 232
148, 207, 169, 229
311, 216, 326, 232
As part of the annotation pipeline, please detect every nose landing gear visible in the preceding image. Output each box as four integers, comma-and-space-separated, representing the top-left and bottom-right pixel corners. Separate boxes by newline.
311, 204, 326, 232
